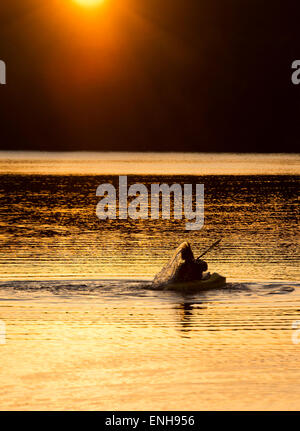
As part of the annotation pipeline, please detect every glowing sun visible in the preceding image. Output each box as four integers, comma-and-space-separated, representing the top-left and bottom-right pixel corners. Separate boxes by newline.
74, 0, 105, 6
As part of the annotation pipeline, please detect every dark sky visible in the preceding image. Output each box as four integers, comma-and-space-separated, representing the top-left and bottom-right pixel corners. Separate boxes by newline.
0, 0, 299, 152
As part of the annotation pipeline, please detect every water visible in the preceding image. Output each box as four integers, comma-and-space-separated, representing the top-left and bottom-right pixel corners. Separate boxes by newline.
0, 152, 299, 410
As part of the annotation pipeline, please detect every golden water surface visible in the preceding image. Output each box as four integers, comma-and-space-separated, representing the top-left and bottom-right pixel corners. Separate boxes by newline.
0, 152, 299, 410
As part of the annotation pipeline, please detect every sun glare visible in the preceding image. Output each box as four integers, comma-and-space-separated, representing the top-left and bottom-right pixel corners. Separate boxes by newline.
74, 0, 105, 7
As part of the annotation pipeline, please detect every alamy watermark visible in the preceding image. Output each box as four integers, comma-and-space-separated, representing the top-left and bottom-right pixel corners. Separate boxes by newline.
96, 176, 204, 231
0, 320, 6, 344
0, 60, 6, 85
291, 60, 300, 85
292, 321, 300, 345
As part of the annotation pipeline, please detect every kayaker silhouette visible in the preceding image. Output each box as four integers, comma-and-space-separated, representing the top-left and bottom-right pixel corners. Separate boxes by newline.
176, 242, 208, 281
152, 239, 225, 290
153, 241, 209, 286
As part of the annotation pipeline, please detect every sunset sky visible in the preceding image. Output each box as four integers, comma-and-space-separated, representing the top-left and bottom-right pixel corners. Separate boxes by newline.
0, 0, 298, 152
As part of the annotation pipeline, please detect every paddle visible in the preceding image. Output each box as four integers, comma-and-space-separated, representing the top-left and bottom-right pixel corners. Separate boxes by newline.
196, 238, 222, 261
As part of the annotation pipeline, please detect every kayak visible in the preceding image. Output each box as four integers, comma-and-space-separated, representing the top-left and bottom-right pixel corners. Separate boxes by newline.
153, 272, 226, 291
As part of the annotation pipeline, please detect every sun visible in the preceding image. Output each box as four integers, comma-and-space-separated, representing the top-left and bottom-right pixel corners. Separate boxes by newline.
74, 0, 105, 6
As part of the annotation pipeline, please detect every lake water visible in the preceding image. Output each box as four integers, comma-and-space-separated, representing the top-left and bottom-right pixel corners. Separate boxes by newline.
0, 152, 299, 410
